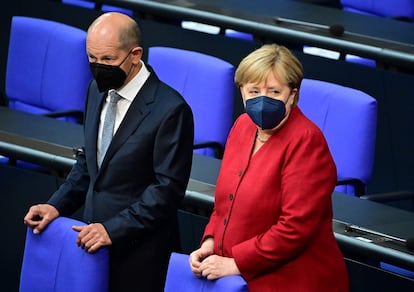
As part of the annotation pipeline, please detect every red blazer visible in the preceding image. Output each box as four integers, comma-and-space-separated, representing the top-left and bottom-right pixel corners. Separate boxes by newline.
203, 107, 349, 292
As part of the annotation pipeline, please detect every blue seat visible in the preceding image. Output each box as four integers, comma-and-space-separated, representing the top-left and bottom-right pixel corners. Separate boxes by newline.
62, 0, 134, 16
20, 216, 109, 292
299, 79, 378, 196
380, 262, 414, 279
340, 0, 414, 22
224, 29, 254, 41
101, 4, 134, 16
148, 46, 235, 158
6, 16, 91, 124
164, 252, 248, 291
61, 0, 95, 9
339, 0, 414, 66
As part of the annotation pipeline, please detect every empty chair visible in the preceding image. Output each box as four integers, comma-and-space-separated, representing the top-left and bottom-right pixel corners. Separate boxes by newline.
339, 0, 414, 65
20, 216, 109, 292
148, 46, 235, 158
6, 16, 92, 124
180, 21, 254, 41
224, 29, 254, 41
298, 78, 377, 196
101, 5, 134, 16
164, 252, 248, 291
61, 0, 134, 17
340, 0, 414, 22
61, 0, 95, 9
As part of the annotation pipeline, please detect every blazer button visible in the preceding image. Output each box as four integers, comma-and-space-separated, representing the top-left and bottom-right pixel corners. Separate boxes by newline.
223, 218, 227, 225
229, 193, 233, 201
217, 243, 222, 250
238, 170, 243, 176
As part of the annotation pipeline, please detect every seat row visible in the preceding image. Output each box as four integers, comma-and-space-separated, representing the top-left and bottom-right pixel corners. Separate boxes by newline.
19, 216, 248, 291
4, 15, 377, 196
8, 15, 413, 289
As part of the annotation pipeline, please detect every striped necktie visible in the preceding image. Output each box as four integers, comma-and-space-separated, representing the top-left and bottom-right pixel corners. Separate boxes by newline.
98, 91, 121, 167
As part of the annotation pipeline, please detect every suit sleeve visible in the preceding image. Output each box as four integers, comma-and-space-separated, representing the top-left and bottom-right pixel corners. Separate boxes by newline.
47, 147, 90, 216
46, 84, 93, 216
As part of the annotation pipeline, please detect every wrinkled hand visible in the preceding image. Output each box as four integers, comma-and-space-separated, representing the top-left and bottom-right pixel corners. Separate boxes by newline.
199, 255, 241, 280
72, 223, 112, 253
189, 237, 215, 278
23, 204, 59, 234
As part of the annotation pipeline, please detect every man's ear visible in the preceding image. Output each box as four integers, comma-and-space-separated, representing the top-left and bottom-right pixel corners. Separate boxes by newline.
131, 46, 143, 63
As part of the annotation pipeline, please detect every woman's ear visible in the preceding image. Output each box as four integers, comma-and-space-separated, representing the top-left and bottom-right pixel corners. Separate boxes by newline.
290, 88, 298, 105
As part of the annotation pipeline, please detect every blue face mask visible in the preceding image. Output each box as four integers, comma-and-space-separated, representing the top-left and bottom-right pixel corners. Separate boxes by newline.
245, 95, 287, 130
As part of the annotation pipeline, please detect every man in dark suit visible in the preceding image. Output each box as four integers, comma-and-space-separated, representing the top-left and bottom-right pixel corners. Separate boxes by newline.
23, 12, 194, 291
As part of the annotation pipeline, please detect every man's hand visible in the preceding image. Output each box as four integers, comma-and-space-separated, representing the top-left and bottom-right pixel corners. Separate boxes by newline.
23, 204, 59, 234
72, 223, 112, 253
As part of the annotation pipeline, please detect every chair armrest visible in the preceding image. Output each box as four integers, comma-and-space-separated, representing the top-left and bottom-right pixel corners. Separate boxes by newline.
336, 178, 366, 196
193, 141, 224, 159
360, 190, 414, 202
43, 110, 84, 124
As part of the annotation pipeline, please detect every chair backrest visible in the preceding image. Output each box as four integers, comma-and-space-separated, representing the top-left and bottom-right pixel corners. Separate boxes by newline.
6, 16, 92, 123
148, 46, 235, 158
62, 0, 134, 15
61, 0, 95, 9
224, 29, 254, 41
340, 0, 414, 21
298, 78, 377, 195
19, 216, 109, 292
164, 252, 248, 291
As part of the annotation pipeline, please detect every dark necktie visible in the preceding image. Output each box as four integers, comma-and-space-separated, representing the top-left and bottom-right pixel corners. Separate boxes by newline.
99, 91, 121, 167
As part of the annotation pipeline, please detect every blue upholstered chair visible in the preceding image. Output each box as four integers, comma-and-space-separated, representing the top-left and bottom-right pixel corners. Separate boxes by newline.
6, 16, 91, 124
298, 79, 377, 196
101, 4, 134, 16
339, 0, 414, 66
62, 0, 134, 16
164, 252, 248, 291
224, 29, 254, 41
61, 0, 95, 9
20, 216, 109, 292
340, 0, 414, 22
148, 46, 235, 158
305, 0, 414, 67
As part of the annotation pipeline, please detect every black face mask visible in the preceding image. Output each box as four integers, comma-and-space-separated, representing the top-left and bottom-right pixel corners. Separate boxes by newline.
89, 50, 131, 92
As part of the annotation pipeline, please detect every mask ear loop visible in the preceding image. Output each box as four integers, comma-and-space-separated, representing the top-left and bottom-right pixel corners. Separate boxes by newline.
118, 48, 136, 80
116, 48, 133, 66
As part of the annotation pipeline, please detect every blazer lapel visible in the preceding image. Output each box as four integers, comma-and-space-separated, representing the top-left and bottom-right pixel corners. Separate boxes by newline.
98, 73, 158, 171
83, 83, 106, 176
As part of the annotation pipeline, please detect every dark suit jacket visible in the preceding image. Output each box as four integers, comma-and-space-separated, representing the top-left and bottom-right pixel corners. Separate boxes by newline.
48, 68, 194, 291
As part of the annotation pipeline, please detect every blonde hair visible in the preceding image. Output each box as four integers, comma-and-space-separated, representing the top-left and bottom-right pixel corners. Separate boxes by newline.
235, 44, 303, 105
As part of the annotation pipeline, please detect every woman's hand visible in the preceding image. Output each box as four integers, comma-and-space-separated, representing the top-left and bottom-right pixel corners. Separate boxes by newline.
189, 237, 215, 277
199, 255, 241, 280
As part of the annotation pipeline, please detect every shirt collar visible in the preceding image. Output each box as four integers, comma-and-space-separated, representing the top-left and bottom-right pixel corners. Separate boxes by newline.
116, 60, 150, 102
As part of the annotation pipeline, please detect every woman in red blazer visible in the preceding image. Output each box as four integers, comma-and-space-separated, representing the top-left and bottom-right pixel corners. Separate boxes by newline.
190, 44, 349, 291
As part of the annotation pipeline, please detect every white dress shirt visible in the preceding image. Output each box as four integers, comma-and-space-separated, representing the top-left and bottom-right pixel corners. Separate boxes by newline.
97, 61, 150, 161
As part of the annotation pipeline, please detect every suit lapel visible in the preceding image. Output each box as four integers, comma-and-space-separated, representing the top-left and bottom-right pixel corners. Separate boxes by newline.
98, 73, 158, 171
83, 82, 106, 176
